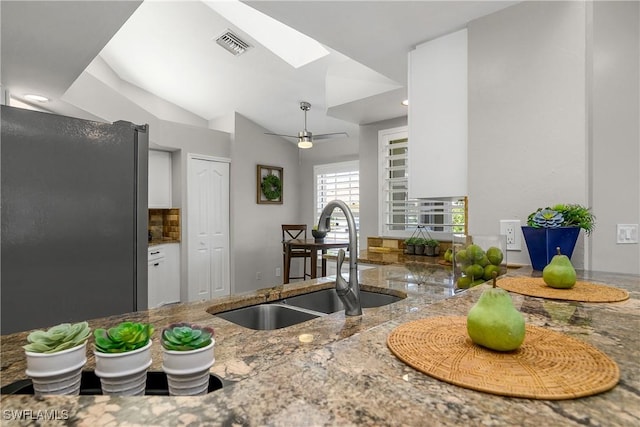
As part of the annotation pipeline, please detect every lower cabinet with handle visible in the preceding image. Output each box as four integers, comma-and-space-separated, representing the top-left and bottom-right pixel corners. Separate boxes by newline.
148, 243, 180, 308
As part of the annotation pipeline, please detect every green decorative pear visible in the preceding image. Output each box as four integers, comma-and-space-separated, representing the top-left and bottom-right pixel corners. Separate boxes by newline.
543, 247, 577, 289
467, 273, 526, 352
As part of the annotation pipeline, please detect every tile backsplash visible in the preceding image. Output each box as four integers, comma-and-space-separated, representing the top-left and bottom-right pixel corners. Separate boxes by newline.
149, 208, 180, 241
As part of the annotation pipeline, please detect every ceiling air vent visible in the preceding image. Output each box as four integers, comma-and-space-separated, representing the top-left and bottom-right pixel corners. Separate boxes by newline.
216, 30, 251, 56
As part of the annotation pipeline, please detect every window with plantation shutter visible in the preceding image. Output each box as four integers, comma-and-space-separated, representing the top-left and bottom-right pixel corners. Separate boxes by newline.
314, 161, 359, 241
378, 126, 466, 239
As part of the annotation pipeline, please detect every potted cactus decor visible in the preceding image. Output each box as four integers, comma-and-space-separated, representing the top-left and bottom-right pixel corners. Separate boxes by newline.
23, 321, 91, 395
93, 321, 154, 396
161, 323, 215, 396
522, 204, 595, 271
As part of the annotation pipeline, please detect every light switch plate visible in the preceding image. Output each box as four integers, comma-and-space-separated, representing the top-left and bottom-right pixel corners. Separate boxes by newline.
617, 224, 638, 244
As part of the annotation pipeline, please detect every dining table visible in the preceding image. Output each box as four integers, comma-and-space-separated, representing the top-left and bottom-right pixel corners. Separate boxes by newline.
283, 238, 350, 284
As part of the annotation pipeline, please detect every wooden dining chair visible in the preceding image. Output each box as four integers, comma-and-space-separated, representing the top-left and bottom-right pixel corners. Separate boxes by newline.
282, 224, 312, 283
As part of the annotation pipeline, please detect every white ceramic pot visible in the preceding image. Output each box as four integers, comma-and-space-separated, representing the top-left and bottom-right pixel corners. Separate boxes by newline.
162, 340, 215, 396
94, 340, 152, 396
25, 341, 87, 396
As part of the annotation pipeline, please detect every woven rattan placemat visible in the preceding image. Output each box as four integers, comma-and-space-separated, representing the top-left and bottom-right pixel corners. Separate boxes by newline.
387, 316, 619, 400
497, 276, 629, 303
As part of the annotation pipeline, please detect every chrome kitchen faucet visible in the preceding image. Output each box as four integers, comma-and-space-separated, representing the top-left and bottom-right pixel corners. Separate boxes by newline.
317, 200, 362, 316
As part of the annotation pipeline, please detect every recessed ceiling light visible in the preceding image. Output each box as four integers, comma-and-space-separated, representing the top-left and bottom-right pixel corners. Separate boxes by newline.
24, 94, 49, 102
401, 99, 409, 106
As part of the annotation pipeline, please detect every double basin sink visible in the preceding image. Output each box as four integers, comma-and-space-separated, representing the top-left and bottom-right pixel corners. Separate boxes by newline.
215, 289, 404, 330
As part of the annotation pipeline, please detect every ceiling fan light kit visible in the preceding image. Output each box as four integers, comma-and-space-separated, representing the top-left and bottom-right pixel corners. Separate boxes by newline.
297, 129, 313, 149
265, 101, 348, 149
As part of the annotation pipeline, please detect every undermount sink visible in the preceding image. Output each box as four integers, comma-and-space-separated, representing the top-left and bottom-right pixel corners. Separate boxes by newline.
215, 303, 323, 330
282, 289, 405, 314
215, 289, 405, 330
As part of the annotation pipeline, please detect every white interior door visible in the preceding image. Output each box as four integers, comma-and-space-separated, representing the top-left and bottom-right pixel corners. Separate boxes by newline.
188, 156, 230, 301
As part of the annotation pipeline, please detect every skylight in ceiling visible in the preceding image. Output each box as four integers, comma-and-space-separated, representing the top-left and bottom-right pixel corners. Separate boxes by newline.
203, 0, 329, 68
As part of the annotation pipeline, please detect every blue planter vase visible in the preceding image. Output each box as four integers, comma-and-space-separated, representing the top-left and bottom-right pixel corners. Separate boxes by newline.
521, 226, 580, 271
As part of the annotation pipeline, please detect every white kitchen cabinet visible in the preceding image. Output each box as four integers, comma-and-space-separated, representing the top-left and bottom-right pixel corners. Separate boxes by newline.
148, 243, 180, 308
408, 28, 467, 199
148, 149, 172, 208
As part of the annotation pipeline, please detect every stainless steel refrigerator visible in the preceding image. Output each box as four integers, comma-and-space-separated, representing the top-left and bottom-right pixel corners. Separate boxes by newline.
1, 105, 148, 335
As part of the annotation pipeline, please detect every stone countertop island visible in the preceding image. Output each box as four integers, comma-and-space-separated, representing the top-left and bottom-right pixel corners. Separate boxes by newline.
1, 265, 638, 426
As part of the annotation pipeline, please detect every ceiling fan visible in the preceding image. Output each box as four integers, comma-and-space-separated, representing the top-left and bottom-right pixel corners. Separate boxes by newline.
265, 101, 348, 149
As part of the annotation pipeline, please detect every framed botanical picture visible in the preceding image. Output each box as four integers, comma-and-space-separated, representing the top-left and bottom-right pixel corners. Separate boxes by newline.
257, 164, 283, 204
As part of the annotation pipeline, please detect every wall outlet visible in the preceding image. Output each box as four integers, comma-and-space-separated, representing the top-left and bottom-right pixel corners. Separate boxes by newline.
275, 267, 281, 277
617, 224, 639, 244
500, 220, 522, 250
256, 271, 262, 280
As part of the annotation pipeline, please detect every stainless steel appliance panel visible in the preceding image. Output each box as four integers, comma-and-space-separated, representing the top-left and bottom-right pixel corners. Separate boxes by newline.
1, 106, 148, 334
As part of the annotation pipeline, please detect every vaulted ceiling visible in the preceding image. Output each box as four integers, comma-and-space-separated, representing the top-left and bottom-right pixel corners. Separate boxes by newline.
1, 0, 518, 142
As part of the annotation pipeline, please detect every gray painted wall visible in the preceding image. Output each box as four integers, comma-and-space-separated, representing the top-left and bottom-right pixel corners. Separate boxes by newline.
467, 0, 639, 274
231, 113, 302, 293
468, 1, 589, 268
590, 1, 640, 273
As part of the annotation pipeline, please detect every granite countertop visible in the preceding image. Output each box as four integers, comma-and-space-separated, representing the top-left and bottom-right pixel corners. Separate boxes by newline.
325, 248, 446, 266
1, 266, 638, 426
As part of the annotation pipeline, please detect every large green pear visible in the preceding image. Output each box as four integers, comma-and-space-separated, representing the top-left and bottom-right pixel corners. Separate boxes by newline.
467, 276, 526, 351
543, 247, 577, 289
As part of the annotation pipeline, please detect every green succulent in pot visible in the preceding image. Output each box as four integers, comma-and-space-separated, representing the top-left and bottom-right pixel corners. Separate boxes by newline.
161, 323, 214, 351
94, 321, 154, 353
527, 204, 595, 235
529, 208, 564, 229
23, 321, 91, 353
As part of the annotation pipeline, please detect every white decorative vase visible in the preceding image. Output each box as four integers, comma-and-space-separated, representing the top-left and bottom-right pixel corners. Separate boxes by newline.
162, 340, 215, 396
94, 341, 152, 396
25, 341, 87, 396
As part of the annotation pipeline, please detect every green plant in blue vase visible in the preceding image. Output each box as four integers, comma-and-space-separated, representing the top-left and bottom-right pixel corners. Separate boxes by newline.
524, 203, 596, 271
527, 204, 595, 235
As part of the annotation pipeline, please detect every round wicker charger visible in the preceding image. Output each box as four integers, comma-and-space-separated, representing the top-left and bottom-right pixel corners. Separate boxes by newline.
387, 316, 619, 400
497, 276, 629, 303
